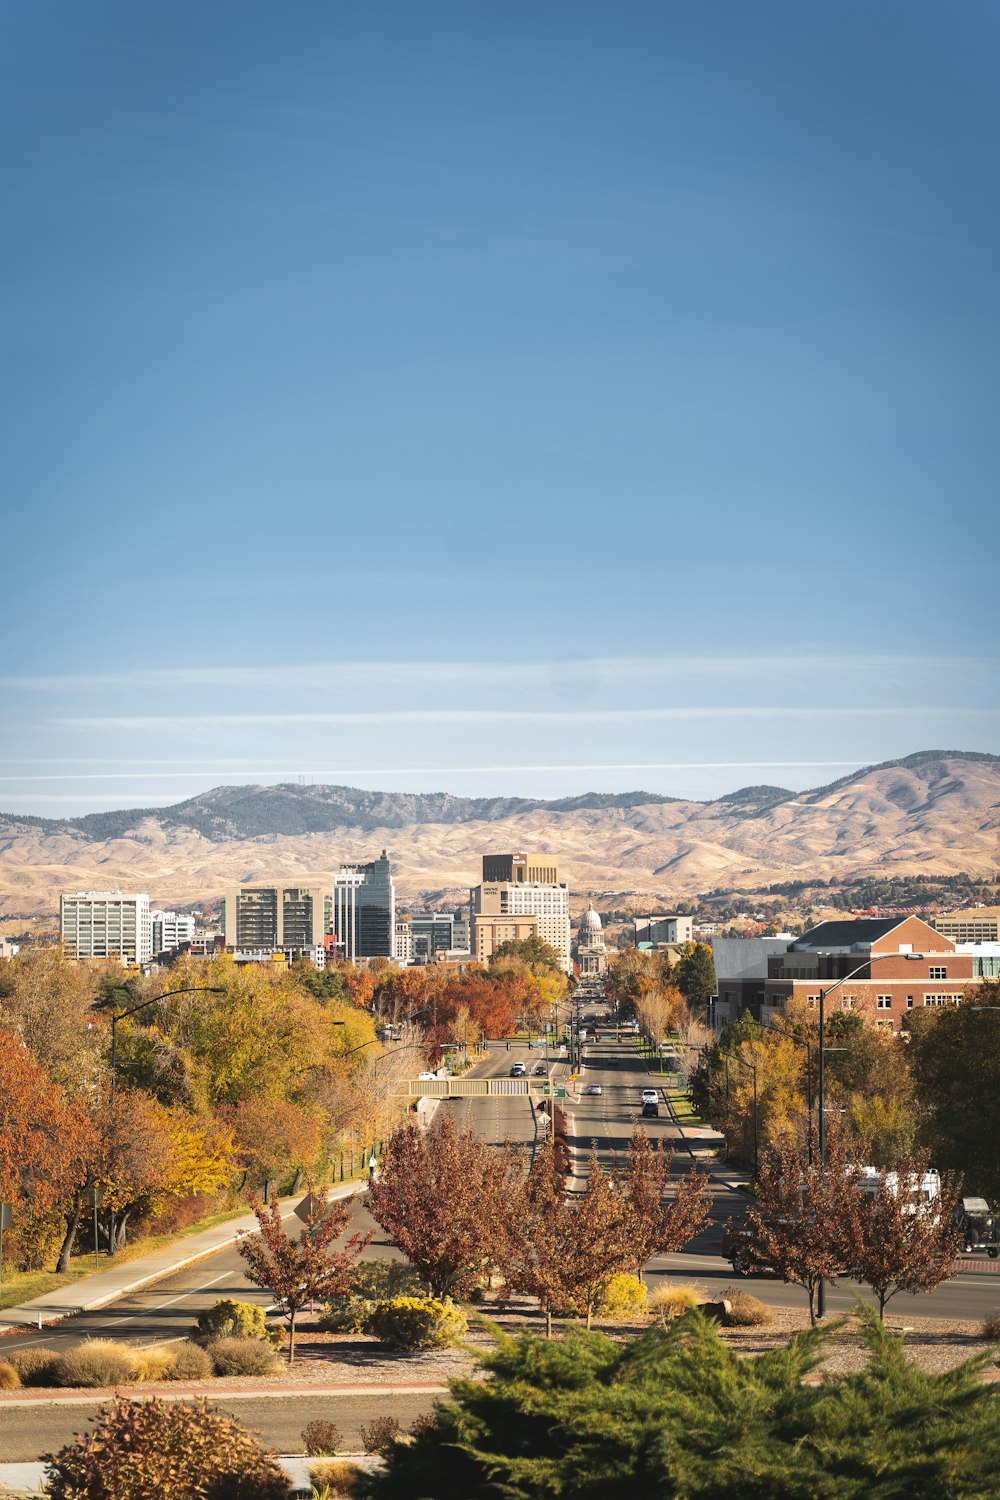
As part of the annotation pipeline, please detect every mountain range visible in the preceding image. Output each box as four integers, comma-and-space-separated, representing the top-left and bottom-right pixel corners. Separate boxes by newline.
1, 750, 998, 915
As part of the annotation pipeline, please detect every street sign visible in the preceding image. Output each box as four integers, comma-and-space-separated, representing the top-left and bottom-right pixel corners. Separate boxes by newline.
294, 1194, 321, 1224
542, 1085, 551, 1096
555, 1086, 568, 1098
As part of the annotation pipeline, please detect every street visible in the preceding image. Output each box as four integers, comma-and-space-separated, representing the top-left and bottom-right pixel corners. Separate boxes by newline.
2, 1001, 998, 1463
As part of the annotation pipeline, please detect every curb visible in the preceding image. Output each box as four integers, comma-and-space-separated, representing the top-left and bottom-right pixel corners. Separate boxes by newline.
0, 1380, 450, 1409
0, 1182, 366, 1334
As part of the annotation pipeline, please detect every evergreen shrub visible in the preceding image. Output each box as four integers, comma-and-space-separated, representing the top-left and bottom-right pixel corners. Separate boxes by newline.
195, 1298, 270, 1343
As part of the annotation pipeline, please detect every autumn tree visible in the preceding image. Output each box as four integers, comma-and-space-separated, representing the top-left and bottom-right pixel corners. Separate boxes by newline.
231, 1097, 322, 1201
621, 1128, 711, 1267
906, 988, 1000, 1204
848, 1154, 964, 1319
725, 1134, 857, 1324
0, 945, 103, 1093
0, 1033, 93, 1272
491, 935, 564, 974
236, 1191, 370, 1363
366, 1113, 516, 1297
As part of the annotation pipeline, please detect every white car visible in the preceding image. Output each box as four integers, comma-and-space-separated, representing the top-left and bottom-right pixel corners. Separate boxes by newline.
584, 1083, 603, 1096
641, 1088, 659, 1105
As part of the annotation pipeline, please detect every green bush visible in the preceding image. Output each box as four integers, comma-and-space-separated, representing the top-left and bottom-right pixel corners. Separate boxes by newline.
7, 1345, 61, 1387
44, 1394, 288, 1499
319, 1261, 426, 1334
54, 1339, 139, 1388
595, 1273, 648, 1320
365, 1296, 468, 1350
206, 1337, 281, 1377
317, 1294, 371, 1334
166, 1342, 214, 1381
0, 1361, 21, 1390
195, 1298, 269, 1342
369, 1308, 1000, 1499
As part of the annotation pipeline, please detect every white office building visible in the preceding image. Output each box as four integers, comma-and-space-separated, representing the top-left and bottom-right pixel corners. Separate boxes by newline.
60, 891, 153, 966
151, 910, 196, 955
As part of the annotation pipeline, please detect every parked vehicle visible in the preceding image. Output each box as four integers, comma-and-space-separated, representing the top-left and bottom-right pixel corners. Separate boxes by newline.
953, 1195, 1000, 1256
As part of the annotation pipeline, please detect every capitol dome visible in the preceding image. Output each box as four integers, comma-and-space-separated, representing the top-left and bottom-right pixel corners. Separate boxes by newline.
579, 904, 603, 939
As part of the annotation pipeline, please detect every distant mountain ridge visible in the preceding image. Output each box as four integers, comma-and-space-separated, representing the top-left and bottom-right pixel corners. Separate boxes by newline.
0, 751, 997, 913
1, 749, 995, 844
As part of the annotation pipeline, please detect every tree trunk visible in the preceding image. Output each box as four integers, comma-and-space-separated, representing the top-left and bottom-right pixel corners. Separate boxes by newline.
57, 1204, 82, 1274
117, 1211, 131, 1249
290, 1167, 304, 1195
807, 1285, 817, 1326
288, 1306, 297, 1366
545, 1308, 552, 1340
878, 1290, 888, 1322
586, 1300, 593, 1330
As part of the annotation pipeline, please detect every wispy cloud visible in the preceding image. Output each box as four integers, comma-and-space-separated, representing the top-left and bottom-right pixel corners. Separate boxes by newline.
4, 651, 996, 694
55, 705, 993, 731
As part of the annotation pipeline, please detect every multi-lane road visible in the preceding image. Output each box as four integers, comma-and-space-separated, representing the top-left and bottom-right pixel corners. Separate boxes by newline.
2, 998, 997, 1461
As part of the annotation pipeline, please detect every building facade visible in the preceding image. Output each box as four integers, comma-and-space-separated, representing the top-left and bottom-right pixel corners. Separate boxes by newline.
932, 907, 1000, 943
482, 851, 560, 885
470, 854, 571, 971
634, 914, 694, 947
332, 851, 396, 960
151, 910, 196, 956
762, 916, 978, 1030
223, 883, 329, 954
60, 890, 153, 966
575, 904, 608, 977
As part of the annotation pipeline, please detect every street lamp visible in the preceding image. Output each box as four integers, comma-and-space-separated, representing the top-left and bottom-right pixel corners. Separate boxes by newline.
723, 1047, 758, 1179
95, 985, 227, 1102
814, 951, 923, 1315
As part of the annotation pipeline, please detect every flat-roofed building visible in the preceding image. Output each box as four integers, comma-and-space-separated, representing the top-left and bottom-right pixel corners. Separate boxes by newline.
634, 914, 694, 947
151, 910, 196, 955
223, 882, 330, 953
471, 912, 541, 964
471, 876, 571, 970
332, 850, 396, 960
932, 907, 1000, 943
482, 852, 560, 885
61, 890, 152, 966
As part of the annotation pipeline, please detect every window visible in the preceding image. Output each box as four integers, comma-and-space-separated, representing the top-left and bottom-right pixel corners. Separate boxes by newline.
841, 996, 855, 1010
807, 995, 818, 1008
876, 1018, 895, 1030
929, 966, 947, 980
906, 995, 914, 1009
876, 995, 892, 1009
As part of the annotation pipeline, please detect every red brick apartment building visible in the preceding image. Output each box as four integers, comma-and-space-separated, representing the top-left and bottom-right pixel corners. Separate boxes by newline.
764, 916, 978, 1031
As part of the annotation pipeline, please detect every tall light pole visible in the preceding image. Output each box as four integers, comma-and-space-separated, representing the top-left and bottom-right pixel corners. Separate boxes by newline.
94, 984, 226, 1251
96, 985, 227, 1103
815, 950, 924, 1316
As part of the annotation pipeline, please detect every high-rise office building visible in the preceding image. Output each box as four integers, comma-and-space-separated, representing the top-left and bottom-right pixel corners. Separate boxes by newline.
151, 910, 196, 955
333, 851, 396, 960
61, 891, 153, 965
482, 852, 560, 885
223, 883, 329, 952
470, 853, 571, 971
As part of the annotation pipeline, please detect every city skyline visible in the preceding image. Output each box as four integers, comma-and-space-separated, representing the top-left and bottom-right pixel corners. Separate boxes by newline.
3, 3, 997, 814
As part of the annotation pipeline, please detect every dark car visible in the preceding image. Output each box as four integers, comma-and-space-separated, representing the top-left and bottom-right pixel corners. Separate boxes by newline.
641, 1100, 659, 1118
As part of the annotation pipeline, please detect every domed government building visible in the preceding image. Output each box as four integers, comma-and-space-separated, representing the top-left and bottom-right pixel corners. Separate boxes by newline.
576, 903, 608, 977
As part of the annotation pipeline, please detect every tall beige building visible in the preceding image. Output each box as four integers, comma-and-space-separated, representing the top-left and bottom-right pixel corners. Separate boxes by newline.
61, 890, 152, 965
223, 883, 329, 951
470, 852, 571, 971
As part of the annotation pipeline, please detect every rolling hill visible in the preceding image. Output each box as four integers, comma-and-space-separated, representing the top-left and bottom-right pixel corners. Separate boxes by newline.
0, 751, 997, 915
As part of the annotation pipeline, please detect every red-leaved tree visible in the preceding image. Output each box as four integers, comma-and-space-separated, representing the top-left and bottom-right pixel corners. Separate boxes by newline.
366, 1113, 516, 1298
236, 1191, 371, 1363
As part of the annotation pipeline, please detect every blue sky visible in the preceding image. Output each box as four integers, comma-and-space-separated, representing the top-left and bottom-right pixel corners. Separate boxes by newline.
2, 1, 998, 814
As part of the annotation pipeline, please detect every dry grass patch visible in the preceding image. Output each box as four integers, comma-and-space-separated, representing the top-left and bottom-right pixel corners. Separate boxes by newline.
648, 1284, 702, 1323
723, 1291, 778, 1328
308, 1458, 366, 1497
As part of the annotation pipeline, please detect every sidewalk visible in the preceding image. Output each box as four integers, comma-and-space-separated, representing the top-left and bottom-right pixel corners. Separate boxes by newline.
0, 1181, 365, 1336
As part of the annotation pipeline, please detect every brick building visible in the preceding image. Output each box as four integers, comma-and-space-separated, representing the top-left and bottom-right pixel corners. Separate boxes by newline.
763, 916, 978, 1031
